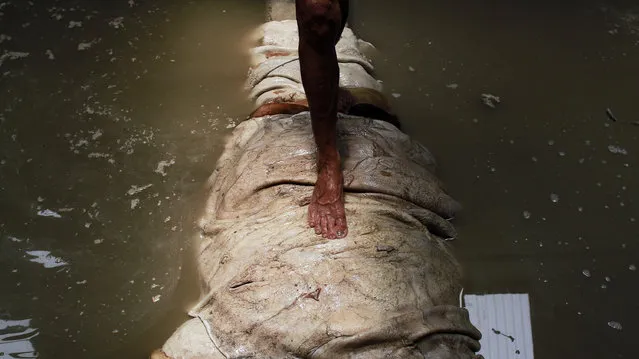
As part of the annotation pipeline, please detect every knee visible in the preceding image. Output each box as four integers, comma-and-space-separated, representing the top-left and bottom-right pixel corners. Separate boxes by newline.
296, 0, 341, 29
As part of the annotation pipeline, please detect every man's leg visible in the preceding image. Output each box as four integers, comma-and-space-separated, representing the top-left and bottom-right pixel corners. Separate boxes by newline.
296, 0, 349, 239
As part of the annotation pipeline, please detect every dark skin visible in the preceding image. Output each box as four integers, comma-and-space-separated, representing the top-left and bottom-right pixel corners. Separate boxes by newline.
296, 0, 349, 239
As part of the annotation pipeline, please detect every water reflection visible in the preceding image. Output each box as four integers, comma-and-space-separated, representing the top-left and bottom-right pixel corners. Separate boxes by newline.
0, 319, 39, 359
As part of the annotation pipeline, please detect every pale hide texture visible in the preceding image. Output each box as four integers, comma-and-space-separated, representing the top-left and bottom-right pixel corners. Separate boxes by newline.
156, 6, 482, 359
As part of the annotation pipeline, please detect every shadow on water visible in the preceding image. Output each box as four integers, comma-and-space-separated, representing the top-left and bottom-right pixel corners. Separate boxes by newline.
0, 0, 637, 358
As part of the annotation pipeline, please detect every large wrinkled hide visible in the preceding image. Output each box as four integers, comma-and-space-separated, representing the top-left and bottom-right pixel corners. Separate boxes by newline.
157, 10, 482, 359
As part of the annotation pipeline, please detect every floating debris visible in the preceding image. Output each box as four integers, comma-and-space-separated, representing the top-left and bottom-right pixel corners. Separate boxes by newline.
68, 21, 82, 28
0, 34, 12, 44
37, 209, 62, 218
522, 211, 532, 219
391, 93, 402, 98
0, 51, 30, 68
225, 118, 237, 129
93, 239, 104, 245
608, 145, 628, 155
408, 66, 415, 72
446, 83, 459, 89
481, 93, 501, 108
108, 17, 125, 29
130, 198, 140, 209
155, 159, 175, 177
25, 251, 68, 268
45, 49, 55, 60
126, 184, 153, 196
550, 193, 560, 204
605, 108, 618, 122
607, 321, 623, 330
582, 269, 592, 278
77, 39, 99, 51
630, 264, 637, 271
152, 295, 161, 303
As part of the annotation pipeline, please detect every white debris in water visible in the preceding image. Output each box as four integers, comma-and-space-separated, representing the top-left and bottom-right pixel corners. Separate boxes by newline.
446, 83, 459, 89
8, 236, 22, 243
91, 129, 103, 140
163, 216, 171, 223
77, 39, 99, 51
128, 0, 136, 7
550, 193, 560, 203
152, 295, 161, 303
408, 66, 415, 72
118, 127, 154, 153
0, 34, 12, 44
45, 49, 55, 60
58, 207, 74, 213
608, 321, 623, 330
126, 184, 153, 196
25, 251, 68, 268
608, 145, 628, 155
130, 198, 140, 210
0, 51, 30, 68
605, 276, 611, 282
226, 118, 237, 129
76, 280, 87, 285
391, 93, 401, 98
37, 209, 62, 218
87, 152, 112, 160
94, 238, 104, 245
630, 264, 637, 271
68, 21, 82, 28
522, 211, 531, 219
155, 159, 175, 177
112, 329, 119, 334
582, 269, 591, 278
109, 17, 125, 29
480, 93, 501, 108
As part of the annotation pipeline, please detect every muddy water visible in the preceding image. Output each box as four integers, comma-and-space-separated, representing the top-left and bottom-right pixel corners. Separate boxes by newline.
0, 1, 262, 358
0, 0, 637, 358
